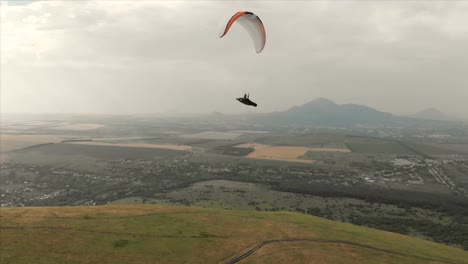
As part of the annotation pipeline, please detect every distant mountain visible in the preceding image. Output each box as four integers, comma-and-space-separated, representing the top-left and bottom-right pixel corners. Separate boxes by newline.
410, 108, 453, 121
257, 98, 394, 126
203, 98, 459, 128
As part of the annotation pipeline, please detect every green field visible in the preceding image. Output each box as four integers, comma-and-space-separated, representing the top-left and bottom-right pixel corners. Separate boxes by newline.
404, 142, 465, 155
8, 143, 186, 162
1, 205, 466, 264
179, 131, 242, 140
256, 133, 347, 147
428, 143, 468, 154
344, 137, 467, 156
345, 142, 412, 155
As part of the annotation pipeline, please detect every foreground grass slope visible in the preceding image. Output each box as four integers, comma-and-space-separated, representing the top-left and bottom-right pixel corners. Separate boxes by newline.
1, 205, 467, 264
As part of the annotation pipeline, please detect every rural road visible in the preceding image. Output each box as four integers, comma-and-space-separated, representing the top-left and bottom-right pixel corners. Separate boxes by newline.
219, 238, 457, 264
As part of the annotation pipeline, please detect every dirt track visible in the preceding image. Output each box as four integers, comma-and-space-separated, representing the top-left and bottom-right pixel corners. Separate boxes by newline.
219, 238, 455, 264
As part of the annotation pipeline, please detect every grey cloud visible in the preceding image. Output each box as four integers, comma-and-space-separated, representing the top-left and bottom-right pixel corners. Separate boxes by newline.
1, 1, 467, 117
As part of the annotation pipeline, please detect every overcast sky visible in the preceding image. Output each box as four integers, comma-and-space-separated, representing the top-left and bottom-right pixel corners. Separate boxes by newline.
1, 1, 467, 117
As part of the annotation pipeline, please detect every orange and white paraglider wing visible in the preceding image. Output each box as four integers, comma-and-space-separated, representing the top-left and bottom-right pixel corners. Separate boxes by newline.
219, 11, 266, 54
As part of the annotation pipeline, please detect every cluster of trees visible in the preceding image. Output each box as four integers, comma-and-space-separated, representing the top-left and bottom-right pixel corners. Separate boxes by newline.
274, 182, 468, 216
273, 182, 468, 250
220, 146, 255, 157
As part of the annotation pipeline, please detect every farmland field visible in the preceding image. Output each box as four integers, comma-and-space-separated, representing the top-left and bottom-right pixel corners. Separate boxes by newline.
189, 140, 236, 149
179, 131, 242, 140
229, 130, 270, 134
345, 141, 412, 154
256, 133, 347, 146
65, 141, 192, 151
8, 143, 187, 163
305, 147, 350, 153
404, 142, 466, 155
7, 121, 57, 127
427, 143, 468, 154
0, 134, 69, 153
236, 144, 317, 163
49, 123, 106, 130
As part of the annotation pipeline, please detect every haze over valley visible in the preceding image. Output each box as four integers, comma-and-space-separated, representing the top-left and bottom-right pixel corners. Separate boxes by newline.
2, 98, 468, 259
2, 1, 468, 263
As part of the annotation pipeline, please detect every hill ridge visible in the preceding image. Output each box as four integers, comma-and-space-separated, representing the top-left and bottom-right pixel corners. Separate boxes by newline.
1, 205, 467, 264
411, 107, 453, 121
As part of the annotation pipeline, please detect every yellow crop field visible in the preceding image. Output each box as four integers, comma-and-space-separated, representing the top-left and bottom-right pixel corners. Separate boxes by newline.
235, 144, 315, 163
235, 144, 350, 163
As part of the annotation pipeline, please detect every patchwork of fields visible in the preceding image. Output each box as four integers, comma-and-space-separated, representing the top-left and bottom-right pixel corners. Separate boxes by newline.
1, 117, 468, 255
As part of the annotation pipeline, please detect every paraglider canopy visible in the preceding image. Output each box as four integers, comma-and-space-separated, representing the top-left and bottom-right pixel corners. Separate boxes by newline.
219, 11, 266, 53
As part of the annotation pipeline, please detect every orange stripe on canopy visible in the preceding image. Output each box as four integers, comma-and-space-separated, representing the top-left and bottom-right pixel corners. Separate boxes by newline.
220, 11, 246, 38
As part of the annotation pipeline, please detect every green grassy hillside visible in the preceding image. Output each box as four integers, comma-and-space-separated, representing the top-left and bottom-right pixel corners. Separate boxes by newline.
1, 205, 467, 264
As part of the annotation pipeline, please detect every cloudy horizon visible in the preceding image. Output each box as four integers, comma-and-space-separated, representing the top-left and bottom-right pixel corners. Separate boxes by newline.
1, 1, 468, 118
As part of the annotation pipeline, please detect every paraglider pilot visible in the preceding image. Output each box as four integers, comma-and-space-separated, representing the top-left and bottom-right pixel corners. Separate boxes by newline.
237, 93, 257, 107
